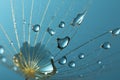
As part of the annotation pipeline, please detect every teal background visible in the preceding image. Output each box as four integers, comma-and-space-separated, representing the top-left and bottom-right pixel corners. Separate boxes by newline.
0, 0, 120, 80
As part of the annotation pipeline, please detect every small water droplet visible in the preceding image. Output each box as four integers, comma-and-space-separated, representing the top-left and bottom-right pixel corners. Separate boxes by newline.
57, 36, 70, 50
47, 27, 55, 36
10, 41, 13, 45
59, 56, 67, 65
71, 10, 87, 26
1, 57, 7, 63
13, 66, 18, 71
78, 53, 85, 59
23, 20, 26, 24
32, 24, 40, 32
0, 46, 4, 55
68, 61, 76, 68
110, 28, 120, 36
59, 21, 65, 28
101, 42, 111, 49
97, 60, 102, 64
79, 74, 84, 78
35, 77, 39, 80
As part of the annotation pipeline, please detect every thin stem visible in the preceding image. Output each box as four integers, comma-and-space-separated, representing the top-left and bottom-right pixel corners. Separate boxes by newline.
22, 0, 26, 42
0, 24, 17, 53
10, 0, 20, 49
33, 0, 51, 47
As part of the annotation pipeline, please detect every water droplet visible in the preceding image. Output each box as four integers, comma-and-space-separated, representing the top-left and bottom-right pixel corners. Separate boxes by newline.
32, 24, 40, 32
110, 28, 120, 36
101, 42, 111, 49
57, 36, 70, 50
97, 60, 102, 64
47, 27, 55, 36
79, 74, 84, 78
35, 77, 39, 80
71, 10, 87, 26
78, 53, 85, 59
23, 20, 26, 24
0, 46, 4, 55
13, 66, 18, 71
68, 61, 76, 68
1, 57, 7, 63
59, 56, 67, 65
10, 41, 14, 45
59, 21, 65, 28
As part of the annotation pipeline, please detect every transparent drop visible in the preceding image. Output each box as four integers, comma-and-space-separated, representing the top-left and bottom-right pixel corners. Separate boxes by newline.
78, 53, 85, 59
59, 56, 67, 65
97, 60, 102, 64
101, 42, 111, 49
59, 21, 65, 28
1, 57, 7, 63
71, 10, 87, 26
13, 66, 18, 71
35, 77, 39, 80
57, 36, 70, 50
68, 61, 76, 68
32, 24, 40, 32
10, 41, 13, 45
110, 28, 120, 36
23, 20, 26, 24
40, 64, 54, 74
0, 46, 4, 55
79, 74, 84, 78
47, 27, 55, 36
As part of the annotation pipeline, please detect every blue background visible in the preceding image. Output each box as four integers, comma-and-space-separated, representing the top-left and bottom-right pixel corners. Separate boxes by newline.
0, 0, 120, 80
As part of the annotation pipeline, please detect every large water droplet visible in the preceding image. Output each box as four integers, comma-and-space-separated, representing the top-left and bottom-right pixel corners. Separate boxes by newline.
57, 36, 70, 50
110, 28, 120, 36
47, 27, 55, 36
59, 56, 67, 65
71, 10, 87, 26
101, 42, 111, 49
59, 21, 65, 28
78, 53, 85, 59
68, 61, 76, 68
0, 46, 4, 55
32, 24, 40, 32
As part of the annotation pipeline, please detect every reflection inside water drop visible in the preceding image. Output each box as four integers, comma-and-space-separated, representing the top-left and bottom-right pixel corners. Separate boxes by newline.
59, 21, 65, 28
59, 56, 67, 65
71, 10, 87, 27
32, 24, 40, 32
110, 28, 120, 36
68, 61, 76, 68
47, 27, 55, 36
57, 36, 70, 50
78, 53, 85, 59
0, 46, 4, 55
101, 42, 111, 49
